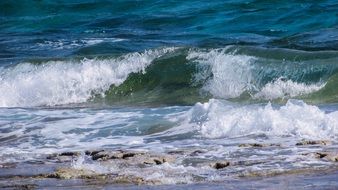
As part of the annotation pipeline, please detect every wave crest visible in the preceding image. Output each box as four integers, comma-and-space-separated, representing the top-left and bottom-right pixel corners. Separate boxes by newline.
0, 47, 176, 107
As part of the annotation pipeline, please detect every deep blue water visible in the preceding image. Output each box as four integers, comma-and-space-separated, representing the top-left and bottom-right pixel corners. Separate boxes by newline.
1, 0, 338, 64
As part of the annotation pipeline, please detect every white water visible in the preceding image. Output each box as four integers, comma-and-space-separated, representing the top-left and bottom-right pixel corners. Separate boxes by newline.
0, 47, 330, 107
254, 78, 325, 100
187, 99, 338, 139
188, 48, 255, 98
188, 48, 326, 100
0, 47, 176, 107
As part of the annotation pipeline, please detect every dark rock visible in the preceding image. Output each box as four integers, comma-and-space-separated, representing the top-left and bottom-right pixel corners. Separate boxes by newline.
85, 150, 104, 156
190, 150, 206, 156
303, 152, 338, 162
210, 161, 230, 169
296, 140, 332, 146
122, 152, 137, 159
315, 152, 338, 162
46, 151, 80, 162
91, 151, 123, 161
167, 150, 185, 155
59, 152, 80, 156
239, 143, 280, 148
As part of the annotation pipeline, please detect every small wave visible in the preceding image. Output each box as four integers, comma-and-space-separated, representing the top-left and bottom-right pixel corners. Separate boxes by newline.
0, 47, 176, 107
35, 38, 125, 50
187, 99, 338, 139
254, 78, 326, 100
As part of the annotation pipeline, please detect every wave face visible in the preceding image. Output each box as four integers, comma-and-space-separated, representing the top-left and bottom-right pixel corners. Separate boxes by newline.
1, 46, 338, 107
0, 48, 176, 107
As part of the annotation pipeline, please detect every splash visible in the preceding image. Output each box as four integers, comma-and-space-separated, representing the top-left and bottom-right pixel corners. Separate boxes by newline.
188, 99, 338, 139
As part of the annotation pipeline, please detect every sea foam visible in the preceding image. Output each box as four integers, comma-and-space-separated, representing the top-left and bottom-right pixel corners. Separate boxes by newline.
188, 48, 326, 100
0, 47, 176, 107
187, 99, 338, 139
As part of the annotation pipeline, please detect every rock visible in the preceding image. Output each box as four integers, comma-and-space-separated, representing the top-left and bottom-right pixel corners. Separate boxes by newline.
232, 160, 267, 166
59, 152, 80, 157
314, 152, 338, 162
45, 167, 157, 185
46, 151, 81, 162
88, 150, 175, 166
91, 150, 124, 161
239, 143, 280, 148
113, 175, 146, 185
47, 168, 97, 179
210, 161, 230, 169
303, 152, 338, 162
143, 155, 175, 165
167, 150, 185, 155
85, 150, 104, 156
296, 140, 332, 146
189, 150, 206, 156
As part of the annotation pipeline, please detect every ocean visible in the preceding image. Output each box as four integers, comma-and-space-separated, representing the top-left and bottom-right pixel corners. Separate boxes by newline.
0, 0, 338, 188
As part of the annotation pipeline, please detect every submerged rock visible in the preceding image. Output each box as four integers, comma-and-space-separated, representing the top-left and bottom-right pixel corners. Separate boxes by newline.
303, 152, 338, 162
46, 151, 81, 163
238, 143, 280, 148
314, 152, 338, 162
296, 140, 332, 146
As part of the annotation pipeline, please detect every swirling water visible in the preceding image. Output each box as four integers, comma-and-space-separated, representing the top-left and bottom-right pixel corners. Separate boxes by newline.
1, 0, 338, 186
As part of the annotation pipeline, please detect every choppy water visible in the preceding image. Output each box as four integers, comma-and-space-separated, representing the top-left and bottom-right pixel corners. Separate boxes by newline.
1, 0, 338, 186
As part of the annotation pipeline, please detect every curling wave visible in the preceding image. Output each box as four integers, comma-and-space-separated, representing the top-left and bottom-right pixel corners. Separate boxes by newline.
0, 46, 338, 107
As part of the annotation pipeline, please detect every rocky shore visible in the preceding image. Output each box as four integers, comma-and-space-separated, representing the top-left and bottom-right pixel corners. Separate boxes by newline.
0, 139, 337, 189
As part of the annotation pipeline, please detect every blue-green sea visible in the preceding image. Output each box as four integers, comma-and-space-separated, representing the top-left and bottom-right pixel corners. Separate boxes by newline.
0, 1, 338, 188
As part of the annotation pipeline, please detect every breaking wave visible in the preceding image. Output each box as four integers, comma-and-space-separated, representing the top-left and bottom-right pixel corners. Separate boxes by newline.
0, 46, 337, 107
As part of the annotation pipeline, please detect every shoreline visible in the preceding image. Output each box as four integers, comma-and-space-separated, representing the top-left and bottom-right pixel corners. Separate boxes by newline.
1, 140, 337, 189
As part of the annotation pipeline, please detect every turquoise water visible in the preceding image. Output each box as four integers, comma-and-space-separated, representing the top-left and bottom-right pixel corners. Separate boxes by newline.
1, 1, 338, 60
0, 1, 338, 186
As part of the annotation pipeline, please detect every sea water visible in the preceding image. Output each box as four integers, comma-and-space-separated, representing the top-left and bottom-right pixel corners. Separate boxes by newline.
0, 0, 338, 187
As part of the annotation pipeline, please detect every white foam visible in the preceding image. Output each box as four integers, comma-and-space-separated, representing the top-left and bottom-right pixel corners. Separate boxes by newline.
187, 48, 255, 98
187, 48, 324, 100
36, 38, 125, 50
0, 47, 176, 107
254, 78, 326, 100
188, 99, 338, 139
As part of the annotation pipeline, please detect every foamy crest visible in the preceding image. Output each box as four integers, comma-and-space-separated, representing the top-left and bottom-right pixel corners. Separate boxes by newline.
187, 48, 255, 98
0, 47, 176, 107
187, 48, 325, 100
188, 99, 338, 139
254, 78, 326, 100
